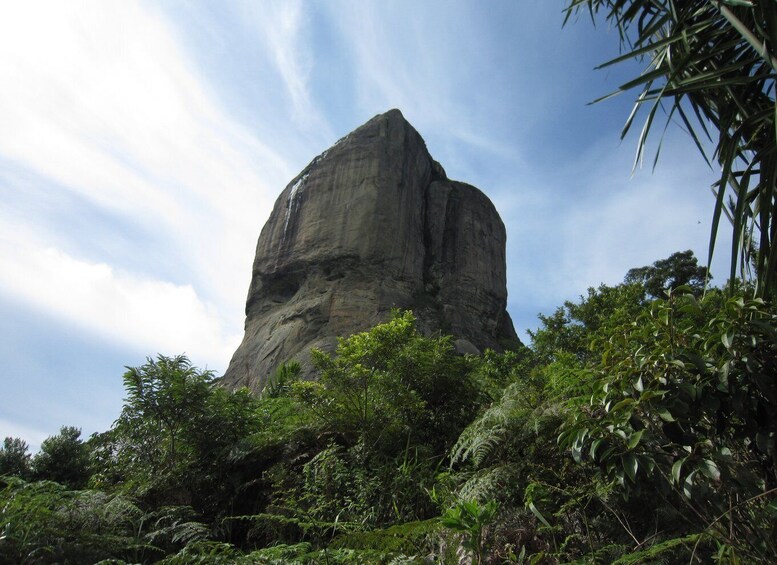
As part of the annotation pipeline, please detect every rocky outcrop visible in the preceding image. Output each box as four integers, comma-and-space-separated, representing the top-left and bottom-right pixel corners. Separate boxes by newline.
222, 109, 518, 392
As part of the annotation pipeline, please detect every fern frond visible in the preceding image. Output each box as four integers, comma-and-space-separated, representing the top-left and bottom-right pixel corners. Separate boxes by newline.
457, 465, 516, 503
451, 382, 526, 466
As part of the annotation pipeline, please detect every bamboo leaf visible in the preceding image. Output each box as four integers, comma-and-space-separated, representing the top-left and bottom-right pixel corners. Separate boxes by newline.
566, 0, 777, 299
528, 502, 552, 529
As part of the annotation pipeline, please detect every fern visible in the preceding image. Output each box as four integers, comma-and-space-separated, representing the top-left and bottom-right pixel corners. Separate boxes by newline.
451, 382, 539, 468
329, 518, 441, 553
451, 384, 517, 466
157, 540, 242, 564
456, 466, 518, 503
609, 534, 700, 564
144, 506, 211, 548
242, 542, 313, 563
263, 361, 302, 399
451, 418, 507, 468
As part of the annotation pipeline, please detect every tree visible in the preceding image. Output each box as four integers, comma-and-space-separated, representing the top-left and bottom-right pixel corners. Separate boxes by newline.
116, 354, 213, 474
565, 0, 777, 297
529, 281, 645, 364
295, 311, 479, 457
625, 249, 710, 298
0, 437, 31, 479
287, 311, 482, 525
558, 289, 777, 561
32, 426, 90, 488
105, 354, 261, 512
530, 251, 710, 364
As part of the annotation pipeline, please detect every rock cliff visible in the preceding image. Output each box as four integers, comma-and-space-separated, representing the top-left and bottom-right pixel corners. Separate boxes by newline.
222, 109, 518, 392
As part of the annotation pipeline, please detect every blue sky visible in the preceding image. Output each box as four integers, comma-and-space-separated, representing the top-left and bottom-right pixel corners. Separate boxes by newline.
1, 0, 729, 452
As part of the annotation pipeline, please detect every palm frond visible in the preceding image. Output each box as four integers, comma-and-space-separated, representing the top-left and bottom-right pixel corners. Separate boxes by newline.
567, 0, 777, 296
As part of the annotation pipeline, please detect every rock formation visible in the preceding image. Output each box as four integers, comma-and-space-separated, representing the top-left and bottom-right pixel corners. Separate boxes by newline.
222, 109, 518, 392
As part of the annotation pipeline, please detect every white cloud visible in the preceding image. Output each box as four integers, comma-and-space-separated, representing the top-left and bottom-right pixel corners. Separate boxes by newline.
0, 0, 311, 367
0, 0, 293, 317
0, 226, 240, 368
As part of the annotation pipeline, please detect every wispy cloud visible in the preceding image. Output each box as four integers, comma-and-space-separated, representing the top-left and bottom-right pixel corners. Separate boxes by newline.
0, 0, 296, 365
0, 221, 239, 367
235, 0, 333, 141
502, 131, 731, 335
319, 2, 565, 186
322, 3, 467, 132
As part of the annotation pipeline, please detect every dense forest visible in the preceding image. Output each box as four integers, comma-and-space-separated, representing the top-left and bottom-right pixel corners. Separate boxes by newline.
4, 0, 777, 562
1, 251, 776, 563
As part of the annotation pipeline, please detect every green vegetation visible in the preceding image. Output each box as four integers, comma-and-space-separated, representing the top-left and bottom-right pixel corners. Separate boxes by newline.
2, 252, 775, 563
4, 6, 777, 560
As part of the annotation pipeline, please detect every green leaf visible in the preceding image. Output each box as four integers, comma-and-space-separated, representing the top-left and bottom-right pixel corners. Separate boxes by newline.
571, 428, 588, 463
682, 352, 708, 374
679, 298, 702, 316
571, 442, 583, 464
677, 383, 697, 402
528, 502, 552, 529
699, 459, 721, 482
611, 398, 635, 413
623, 453, 638, 482
639, 389, 666, 402
440, 516, 467, 531
683, 470, 697, 498
462, 500, 478, 516
590, 438, 604, 460
657, 407, 675, 422
627, 429, 644, 450
756, 431, 771, 453
671, 458, 685, 484
721, 330, 735, 349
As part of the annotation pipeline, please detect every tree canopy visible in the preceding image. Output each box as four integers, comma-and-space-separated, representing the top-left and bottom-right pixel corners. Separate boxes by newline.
0, 437, 31, 479
31, 426, 90, 489
625, 249, 709, 298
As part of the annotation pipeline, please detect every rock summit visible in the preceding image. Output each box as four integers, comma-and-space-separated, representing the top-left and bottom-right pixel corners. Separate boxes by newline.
222, 109, 518, 392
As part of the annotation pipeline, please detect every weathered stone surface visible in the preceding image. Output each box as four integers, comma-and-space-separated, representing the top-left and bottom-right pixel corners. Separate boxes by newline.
222, 109, 518, 392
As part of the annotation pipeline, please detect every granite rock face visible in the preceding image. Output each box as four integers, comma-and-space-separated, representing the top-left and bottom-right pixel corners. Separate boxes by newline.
222, 109, 517, 392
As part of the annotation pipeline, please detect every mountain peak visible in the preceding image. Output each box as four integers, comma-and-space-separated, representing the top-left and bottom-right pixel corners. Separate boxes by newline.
222, 111, 517, 392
